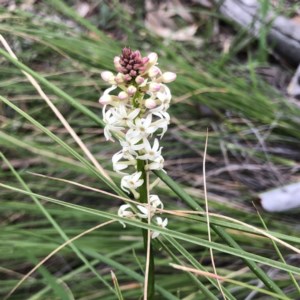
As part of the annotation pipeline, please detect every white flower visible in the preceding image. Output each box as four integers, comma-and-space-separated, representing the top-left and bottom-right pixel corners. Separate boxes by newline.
149, 195, 164, 210
99, 85, 117, 105
136, 195, 164, 219
151, 111, 170, 137
118, 204, 135, 228
127, 114, 156, 139
146, 155, 164, 171
160, 72, 177, 83
138, 138, 162, 161
146, 85, 171, 113
112, 150, 136, 173
153, 110, 170, 122
118, 204, 134, 218
112, 104, 140, 127
120, 137, 145, 154
99, 95, 112, 105
136, 205, 150, 219
152, 217, 168, 239
103, 107, 125, 141
121, 172, 144, 197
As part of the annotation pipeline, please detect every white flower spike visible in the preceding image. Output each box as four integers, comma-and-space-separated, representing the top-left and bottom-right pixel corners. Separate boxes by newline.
100, 47, 176, 230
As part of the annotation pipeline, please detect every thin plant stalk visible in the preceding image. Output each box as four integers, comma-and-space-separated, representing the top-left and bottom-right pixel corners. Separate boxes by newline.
203, 130, 226, 299
137, 159, 155, 299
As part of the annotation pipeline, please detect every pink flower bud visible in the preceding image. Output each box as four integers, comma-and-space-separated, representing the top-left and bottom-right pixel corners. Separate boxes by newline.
149, 82, 161, 92
148, 52, 158, 65
114, 56, 123, 72
99, 94, 112, 105
101, 71, 115, 83
142, 57, 149, 64
115, 73, 124, 84
127, 85, 137, 96
148, 66, 161, 78
135, 76, 145, 85
114, 56, 120, 66
145, 98, 157, 109
161, 72, 176, 83
124, 74, 132, 81
118, 91, 128, 100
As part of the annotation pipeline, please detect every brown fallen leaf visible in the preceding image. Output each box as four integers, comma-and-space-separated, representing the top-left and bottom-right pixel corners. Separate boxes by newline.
145, 0, 203, 46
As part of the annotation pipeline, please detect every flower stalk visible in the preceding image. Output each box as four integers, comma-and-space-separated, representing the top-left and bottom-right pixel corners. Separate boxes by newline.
137, 160, 155, 299
99, 47, 176, 298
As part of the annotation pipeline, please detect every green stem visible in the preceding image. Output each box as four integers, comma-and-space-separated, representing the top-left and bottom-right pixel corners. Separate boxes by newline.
137, 159, 155, 300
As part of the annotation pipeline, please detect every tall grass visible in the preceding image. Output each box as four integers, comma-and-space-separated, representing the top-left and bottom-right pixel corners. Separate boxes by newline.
1, 2, 300, 299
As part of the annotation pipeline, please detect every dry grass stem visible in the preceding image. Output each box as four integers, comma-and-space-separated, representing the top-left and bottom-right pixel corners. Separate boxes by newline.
164, 210, 300, 255
203, 129, 226, 299
28, 173, 300, 254
0, 34, 112, 183
4, 220, 116, 300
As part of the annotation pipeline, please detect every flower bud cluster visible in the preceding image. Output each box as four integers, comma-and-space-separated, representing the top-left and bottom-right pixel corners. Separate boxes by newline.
99, 48, 176, 238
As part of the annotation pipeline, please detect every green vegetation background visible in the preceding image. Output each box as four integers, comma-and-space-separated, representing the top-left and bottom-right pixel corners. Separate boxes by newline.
1, 1, 300, 299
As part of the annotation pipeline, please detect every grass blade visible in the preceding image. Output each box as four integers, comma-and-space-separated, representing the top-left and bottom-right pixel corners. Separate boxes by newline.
154, 169, 285, 296
1, 182, 300, 277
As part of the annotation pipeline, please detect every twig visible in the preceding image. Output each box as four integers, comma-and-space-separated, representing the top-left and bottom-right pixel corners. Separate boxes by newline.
203, 129, 226, 299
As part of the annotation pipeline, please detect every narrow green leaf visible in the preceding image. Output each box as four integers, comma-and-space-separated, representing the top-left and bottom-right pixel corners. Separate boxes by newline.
154, 169, 285, 296
28, 254, 74, 300
0, 95, 124, 198
84, 249, 179, 300
0, 48, 104, 127
111, 271, 124, 300
1, 182, 300, 277
0, 153, 115, 295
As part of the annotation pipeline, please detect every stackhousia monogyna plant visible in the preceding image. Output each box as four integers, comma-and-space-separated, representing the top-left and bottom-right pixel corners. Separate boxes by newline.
99, 48, 176, 298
